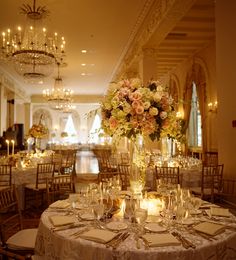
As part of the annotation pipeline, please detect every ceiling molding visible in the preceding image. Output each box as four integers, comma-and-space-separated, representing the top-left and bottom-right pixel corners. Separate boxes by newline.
0, 69, 30, 102
31, 94, 102, 104
113, 0, 196, 81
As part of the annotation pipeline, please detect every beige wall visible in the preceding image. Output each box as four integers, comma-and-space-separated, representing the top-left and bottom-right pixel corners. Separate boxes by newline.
215, 0, 236, 178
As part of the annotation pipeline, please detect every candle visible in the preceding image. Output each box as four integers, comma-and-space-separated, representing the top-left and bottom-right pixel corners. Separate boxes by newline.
27, 139, 30, 153
6, 140, 9, 157
11, 140, 15, 155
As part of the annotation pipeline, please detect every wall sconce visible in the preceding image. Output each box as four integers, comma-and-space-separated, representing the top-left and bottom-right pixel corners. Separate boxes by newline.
176, 111, 184, 118
208, 101, 218, 113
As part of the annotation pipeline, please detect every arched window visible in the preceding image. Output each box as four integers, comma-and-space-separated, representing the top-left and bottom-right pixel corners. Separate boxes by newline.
64, 115, 79, 143
188, 82, 202, 147
88, 114, 101, 144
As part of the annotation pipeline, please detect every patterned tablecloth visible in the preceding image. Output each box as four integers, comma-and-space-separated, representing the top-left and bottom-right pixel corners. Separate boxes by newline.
35, 202, 236, 260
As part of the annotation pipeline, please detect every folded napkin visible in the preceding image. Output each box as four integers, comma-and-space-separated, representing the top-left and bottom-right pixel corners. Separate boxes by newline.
49, 215, 75, 227
79, 229, 117, 244
142, 233, 181, 247
49, 200, 70, 209
193, 222, 225, 236
210, 207, 230, 217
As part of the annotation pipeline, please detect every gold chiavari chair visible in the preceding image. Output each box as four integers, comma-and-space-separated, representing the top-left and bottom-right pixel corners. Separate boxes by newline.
154, 166, 180, 187
203, 151, 218, 166
118, 164, 130, 190
46, 174, 74, 205
24, 163, 55, 209
0, 164, 12, 190
191, 164, 224, 202
98, 171, 118, 187
0, 186, 38, 259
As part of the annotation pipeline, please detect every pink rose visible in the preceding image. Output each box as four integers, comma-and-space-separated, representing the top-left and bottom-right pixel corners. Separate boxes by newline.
135, 106, 144, 115
131, 100, 142, 109
109, 117, 118, 129
162, 119, 170, 129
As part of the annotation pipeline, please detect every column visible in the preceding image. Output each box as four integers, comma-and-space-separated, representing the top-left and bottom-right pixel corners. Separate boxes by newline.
24, 103, 32, 135
139, 48, 158, 84
215, 0, 236, 177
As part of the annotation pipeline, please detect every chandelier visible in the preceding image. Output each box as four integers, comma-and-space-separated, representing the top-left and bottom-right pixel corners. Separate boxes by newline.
0, 0, 65, 83
43, 62, 73, 110
62, 103, 76, 114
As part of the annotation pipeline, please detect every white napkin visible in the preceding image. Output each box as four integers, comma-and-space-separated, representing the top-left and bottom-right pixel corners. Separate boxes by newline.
49, 215, 75, 227
142, 233, 181, 247
49, 200, 70, 209
210, 207, 230, 217
193, 222, 225, 236
80, 229, 117, 244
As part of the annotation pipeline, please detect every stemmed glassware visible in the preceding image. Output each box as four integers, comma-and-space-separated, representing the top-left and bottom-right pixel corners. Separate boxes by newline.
103, 193, 113, 222
134, 207, 148, 234
124, 197, 135, 223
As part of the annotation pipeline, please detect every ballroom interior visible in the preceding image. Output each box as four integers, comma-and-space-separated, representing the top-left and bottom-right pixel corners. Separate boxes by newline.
0, 0, 236, 259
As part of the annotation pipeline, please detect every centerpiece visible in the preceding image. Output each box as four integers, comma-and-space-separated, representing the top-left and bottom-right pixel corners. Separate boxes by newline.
28, 115, 48, 151
101, 78, 176, 193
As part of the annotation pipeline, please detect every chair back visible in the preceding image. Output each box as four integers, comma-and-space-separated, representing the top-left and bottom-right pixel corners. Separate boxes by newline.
201, 164, 224, 200
118, 164, 130, 190
155, 166, 180, 185
36, 163, 55, 189
203, 151, 218, 166
98, 172, 118, 186
0, 165, 12, 188
51, 153, 62, 172
47, 175, 74, 205
0, 187, 22, 245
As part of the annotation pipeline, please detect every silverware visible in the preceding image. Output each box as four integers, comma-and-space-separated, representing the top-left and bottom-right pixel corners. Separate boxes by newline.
172, 232, 196, 249
112, 232, 130, 250
139, 236, 149, 250
135, 235, 141, 249
106, 232, 123, 248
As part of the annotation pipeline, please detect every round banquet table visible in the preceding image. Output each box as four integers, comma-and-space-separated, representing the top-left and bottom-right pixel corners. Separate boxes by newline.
35, 203, 236, 260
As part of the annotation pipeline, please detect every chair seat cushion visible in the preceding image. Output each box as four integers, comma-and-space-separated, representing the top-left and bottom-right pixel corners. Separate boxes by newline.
25, 183, 47, 190
6, 228, 38, 250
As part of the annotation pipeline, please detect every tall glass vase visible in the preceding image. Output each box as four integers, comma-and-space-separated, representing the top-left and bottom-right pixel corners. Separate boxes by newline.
129, 135, 146, 197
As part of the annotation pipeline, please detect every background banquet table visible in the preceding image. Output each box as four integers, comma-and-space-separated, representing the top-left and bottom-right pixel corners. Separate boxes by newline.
146, 167, 201, 190
35, 203, 236, 260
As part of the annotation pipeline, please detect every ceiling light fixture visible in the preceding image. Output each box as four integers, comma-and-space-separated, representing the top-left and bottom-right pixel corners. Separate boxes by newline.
43, 62, 73, 110
0, 0, 66, 83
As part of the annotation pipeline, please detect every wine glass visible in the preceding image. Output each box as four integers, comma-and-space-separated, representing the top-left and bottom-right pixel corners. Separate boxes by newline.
93, 202, 105, 223
134, 208, 148, 234
124, 197, 135, 223
103, 194, 113, 222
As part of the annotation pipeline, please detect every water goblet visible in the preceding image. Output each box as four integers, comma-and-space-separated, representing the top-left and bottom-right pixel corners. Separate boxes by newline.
134, 208, 148, 234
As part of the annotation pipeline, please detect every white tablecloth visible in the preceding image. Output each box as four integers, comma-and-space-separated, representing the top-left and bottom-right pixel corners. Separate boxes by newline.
12, 167, 37, 209
35, 206, 236, 260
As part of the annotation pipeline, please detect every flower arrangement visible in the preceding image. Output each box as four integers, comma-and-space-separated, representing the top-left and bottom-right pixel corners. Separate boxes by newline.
101, 78, 176, 142
28, 123, 48, 139
61, 131, 68, 138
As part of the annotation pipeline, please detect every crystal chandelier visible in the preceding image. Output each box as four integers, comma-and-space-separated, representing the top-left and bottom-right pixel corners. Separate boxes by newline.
62, 103, 76, 114
43, 62, 73, 110
0, 0, 65, 83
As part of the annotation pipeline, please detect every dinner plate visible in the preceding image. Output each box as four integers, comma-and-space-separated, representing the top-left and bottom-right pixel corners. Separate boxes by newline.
146, 215, 162, 223
106, 221, 128, 231
144, 223, 166, 233
79, 213, 95, 221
